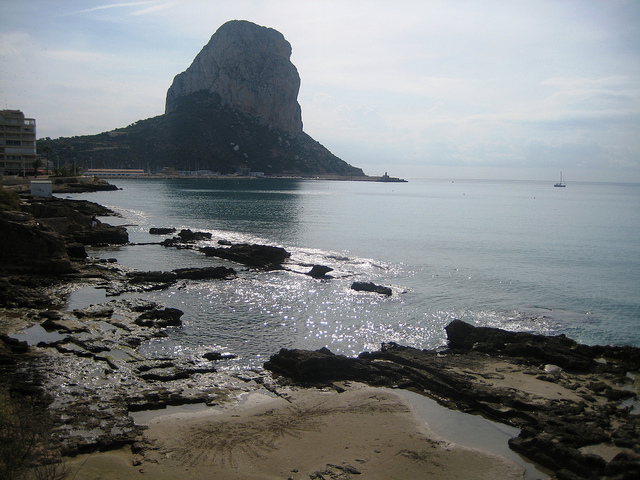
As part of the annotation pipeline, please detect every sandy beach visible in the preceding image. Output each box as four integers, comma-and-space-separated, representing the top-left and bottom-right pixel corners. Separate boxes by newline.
65, 383, 525, 480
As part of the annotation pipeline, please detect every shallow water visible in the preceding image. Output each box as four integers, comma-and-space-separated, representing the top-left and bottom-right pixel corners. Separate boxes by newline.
61, 178, 640, 369
397, 389, 551, 479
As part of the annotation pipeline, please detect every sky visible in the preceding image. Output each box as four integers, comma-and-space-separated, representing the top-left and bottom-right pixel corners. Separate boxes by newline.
1, 0, 639, 182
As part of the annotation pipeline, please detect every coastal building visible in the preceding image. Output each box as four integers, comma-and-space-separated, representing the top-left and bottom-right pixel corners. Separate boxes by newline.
0, 110, 40, 177
84, 168, 146, 178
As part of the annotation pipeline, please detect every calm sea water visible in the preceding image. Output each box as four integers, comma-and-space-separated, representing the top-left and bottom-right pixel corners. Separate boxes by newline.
64, 178, 640, 369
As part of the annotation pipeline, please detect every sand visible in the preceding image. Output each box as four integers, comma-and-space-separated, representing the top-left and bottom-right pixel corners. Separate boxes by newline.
65, 383, 525, 480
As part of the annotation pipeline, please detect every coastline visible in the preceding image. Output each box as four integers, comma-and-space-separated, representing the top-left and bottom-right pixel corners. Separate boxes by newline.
1, 185, 639, 479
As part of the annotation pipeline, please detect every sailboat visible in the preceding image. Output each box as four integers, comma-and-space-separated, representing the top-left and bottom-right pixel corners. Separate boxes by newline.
554, 171, 566, 187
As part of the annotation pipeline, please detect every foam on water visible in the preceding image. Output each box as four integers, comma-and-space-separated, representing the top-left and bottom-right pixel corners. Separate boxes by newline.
62, 177, 640, 368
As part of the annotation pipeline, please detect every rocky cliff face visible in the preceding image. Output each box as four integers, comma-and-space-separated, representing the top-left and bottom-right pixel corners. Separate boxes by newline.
43, 20, 366, 177
166, 20, 303, 135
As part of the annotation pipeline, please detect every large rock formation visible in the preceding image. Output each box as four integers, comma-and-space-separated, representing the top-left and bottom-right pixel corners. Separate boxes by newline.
42, 21, 365, 177
166, 20, 302, 135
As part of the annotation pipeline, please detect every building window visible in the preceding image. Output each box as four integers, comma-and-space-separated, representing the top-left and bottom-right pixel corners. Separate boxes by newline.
6, 140, 21, 146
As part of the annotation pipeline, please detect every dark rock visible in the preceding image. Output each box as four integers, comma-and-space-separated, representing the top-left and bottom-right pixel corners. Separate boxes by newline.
73, 225, 128, 246
149, 227, 177, 235
203, 351, 238, 361
39, 310, 62, 320
41, 318, 89, 334
66, 242, 88, 258
138, 369, 191, 382
0, 333, 29, 353
611, 424, 640, 448
445, 319, 596, 372
0, 275, 61, 308
508, 434, 606, 478
200, 243, 290, 269
307, 265, 334, 279
351, 281, 392, 296
265, 347, 374, 384
177, 229, 212, 242
50, 177, 118, 193
25, 196, 128, 246
173, 266, 235, 280
126, 271, 178, 284
605, 452, 640, 480
0, 212, 73, 274
134, 308, 184, 328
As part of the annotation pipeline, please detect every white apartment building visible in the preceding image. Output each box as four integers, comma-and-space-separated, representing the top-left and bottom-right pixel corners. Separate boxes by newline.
0, 110, 39, 176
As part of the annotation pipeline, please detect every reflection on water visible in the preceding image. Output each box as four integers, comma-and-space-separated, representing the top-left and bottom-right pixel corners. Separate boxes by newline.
163, 178, 305, 242
66, 286, 109, 311
397, 389, 551, 480
12, 324, 66, 346
62, 178, 640, 364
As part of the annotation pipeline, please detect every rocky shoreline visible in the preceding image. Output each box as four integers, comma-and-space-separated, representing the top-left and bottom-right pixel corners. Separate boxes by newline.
1, 190, 639, 479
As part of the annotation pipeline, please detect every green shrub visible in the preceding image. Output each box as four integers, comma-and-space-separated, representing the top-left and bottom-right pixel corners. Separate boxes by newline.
0, 188, 22, 211
0, 391, 69, 480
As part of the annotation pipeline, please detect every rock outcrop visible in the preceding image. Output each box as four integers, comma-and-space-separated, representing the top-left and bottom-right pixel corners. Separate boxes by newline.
0, 211, 73, 274
41, 20, 365, 177
265, 321, 640, 480
200, 243, 290, 270
166, 20, 302, 135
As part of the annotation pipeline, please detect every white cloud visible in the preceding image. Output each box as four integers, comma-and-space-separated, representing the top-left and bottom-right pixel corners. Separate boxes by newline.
129, 1, 181, 16
68, 1, 155, 15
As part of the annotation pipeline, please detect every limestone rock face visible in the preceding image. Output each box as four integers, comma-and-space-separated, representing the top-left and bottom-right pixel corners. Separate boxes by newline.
166, 20, 303, 134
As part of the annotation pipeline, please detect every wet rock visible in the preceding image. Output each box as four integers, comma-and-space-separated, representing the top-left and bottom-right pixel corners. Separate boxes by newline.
307, 265, 333, 279
200, 243, 290, 269
177, 229, 212, 242
508, 434, 606, 478
149, 227, 177, 235
445, 319, 596, 372
265, 347, 387, 385
0, 275, 61, 308
203, 351, 238, 361
350, 281, 392, 296
0, 333, 29, 354
73, 224, 128, 246
41, 317, 90, 334
134, 307, 184, 328
39, 310, 62, 320
73, 305, 114, 318
126, 271, 178, 284
0, 212, 74, 274
138, 368, 192, 382
26, 197, 128, 246
173, 266, 236, 280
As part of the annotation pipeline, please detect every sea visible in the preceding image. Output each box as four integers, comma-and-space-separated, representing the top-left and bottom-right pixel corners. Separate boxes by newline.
63, 177, 640, 370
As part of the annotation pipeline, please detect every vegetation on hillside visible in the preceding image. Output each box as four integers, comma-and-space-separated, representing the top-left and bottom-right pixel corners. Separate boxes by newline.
38, 92, 365, 177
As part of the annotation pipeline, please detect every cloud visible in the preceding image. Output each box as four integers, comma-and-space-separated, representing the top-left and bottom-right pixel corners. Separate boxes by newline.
129, 1, 180, 16
68, 1, 155, 15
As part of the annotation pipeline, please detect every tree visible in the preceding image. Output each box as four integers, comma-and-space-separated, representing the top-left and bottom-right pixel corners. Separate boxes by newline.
32, 158, 43, 178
